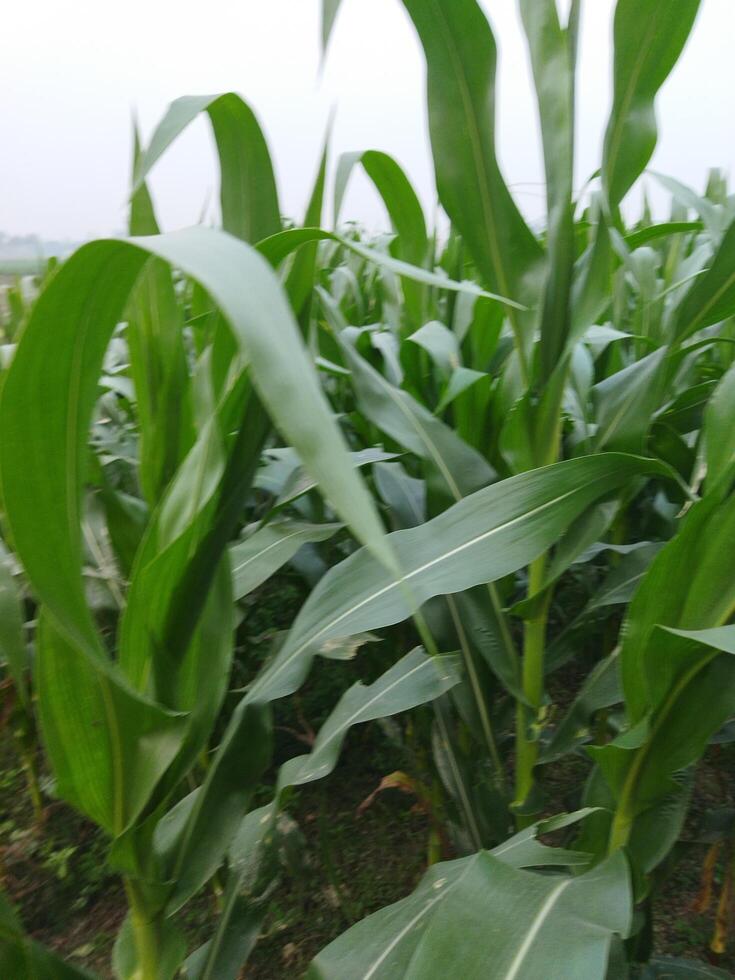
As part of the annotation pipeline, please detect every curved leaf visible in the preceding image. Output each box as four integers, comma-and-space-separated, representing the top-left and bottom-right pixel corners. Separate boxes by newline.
230, 520, 342, 601
399, 0, 543, 375
0, 227, 397, 662
672, 218, 735, 340
603, 0, 701, 207
248, 454, 672, 706
258, 227, 524, 310
135, 93, 280, 242
308, 851, 631, 980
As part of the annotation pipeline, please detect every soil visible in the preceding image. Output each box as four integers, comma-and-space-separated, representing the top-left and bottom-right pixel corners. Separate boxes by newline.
1, 655, 733, 978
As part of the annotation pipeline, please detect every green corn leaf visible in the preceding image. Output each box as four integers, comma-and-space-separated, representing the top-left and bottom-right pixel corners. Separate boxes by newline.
340, 339, 494, 499
117, 381, 263, 699
625, 221, 703, 251
519, 0, 577, 379
672, 218, 735, 340
0, 892, 96, 979
307, 851, 631, 980
185, 903, 262, 980
335, 150, 428, 264
277, 647, 459, 793
650, 172, 722, 238
148, 559, 236, 802
592, 347, 667, 453
229, 520, 342, 601
620, 492, 735, 724
399, 0, 543, 378
192, 647, 458, 980
452, 585, 524, 703
35, 610, 186, 835
407, 320, 460, 378
127, 126, 193, 505
603, 0, 701, 208
593, 624, 735, 833
0, 228, 397, 661
335, 150, 428, 323
542, 654, 622, 763
510, 499, 620, 619
248, 454, 672, 707
269, 448, 398, 513
570, 207, 613, 344
321, 0, 343, 57
586, 492, 735, 865
704, 359, 735, 492
155, 700, 272, 913
490, 808, 596, 870
435, 367, 489, 416
374, 461, 426, 529
98, 481, 148, 579
134, 93, 281, 242
285, 120, 331, 320
258, 227, 524, 309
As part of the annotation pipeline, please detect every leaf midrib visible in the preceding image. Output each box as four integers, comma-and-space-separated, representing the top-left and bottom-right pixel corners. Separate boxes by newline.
251, 480, 594, 699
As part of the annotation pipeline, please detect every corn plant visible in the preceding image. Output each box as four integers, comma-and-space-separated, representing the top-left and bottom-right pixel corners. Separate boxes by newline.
2, 0, 735, 977
0, 106, 464, 977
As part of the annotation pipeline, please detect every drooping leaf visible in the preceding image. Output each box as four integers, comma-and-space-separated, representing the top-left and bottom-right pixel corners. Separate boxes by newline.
335, 150, 428, 265
307, 851, 631, 980
248, 454, 671, 706
335, 150, 428, 323
0, 228, 397, 664
277, 647, 460, 793
339, 339, 494, 499
258, 227, 524, 309
134, 93, 281, 242
230, 520, 342, 601
191, 648, 459, 980
602, 0, 702, 208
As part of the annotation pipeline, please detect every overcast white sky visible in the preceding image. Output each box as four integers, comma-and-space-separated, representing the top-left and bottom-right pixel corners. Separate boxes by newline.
2, 0, 733, 241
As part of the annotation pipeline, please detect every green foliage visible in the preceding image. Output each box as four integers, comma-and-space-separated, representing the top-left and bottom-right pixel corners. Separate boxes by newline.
2, 1, 734, 977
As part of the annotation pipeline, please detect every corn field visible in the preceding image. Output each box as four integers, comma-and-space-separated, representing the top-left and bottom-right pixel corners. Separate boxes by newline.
1, 0, 735, 977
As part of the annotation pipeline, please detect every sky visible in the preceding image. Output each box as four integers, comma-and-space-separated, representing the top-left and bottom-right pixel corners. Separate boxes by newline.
2, 0, 733, 242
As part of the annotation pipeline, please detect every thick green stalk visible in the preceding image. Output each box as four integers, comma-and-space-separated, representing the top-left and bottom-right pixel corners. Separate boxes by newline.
124, 879, 161, 980
515, 398, 568, 829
